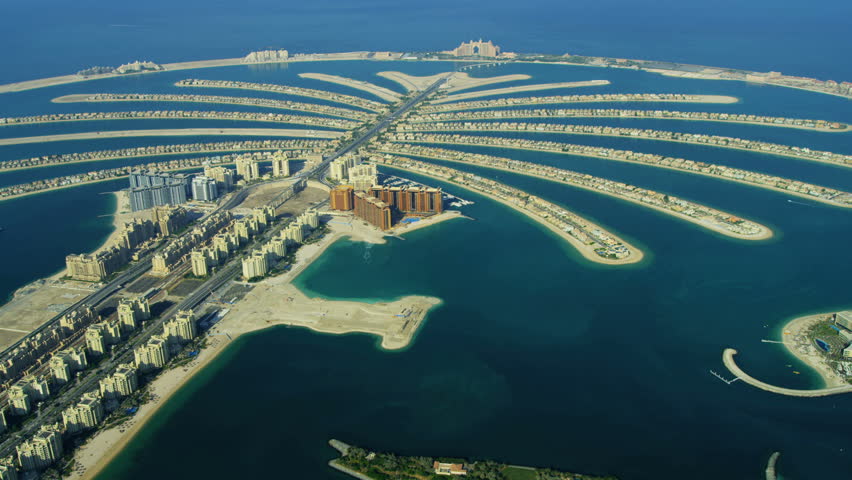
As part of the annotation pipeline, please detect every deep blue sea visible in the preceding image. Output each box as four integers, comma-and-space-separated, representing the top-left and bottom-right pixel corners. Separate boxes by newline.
1, 3, 851, 479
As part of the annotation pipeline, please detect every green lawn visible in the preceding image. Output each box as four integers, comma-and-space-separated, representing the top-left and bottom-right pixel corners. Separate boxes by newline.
503, 466, 538, 480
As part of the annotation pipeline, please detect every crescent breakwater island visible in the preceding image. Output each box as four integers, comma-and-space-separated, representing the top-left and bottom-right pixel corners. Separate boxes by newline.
385, 133, 852, 203
395, 123, 852, 168
2, 41, 852, 480
408, 109, 851, 132
371, 144, 772, 240
722, 310, 852, 397
0, 45, 848, 99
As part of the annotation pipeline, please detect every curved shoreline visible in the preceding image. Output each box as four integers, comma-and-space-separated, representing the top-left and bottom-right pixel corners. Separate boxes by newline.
392, 137, 852, 207
69, 221, 447, 480
375, 148, 772, 241
374, 158, 645, 265
779, 312, 851, 387
721, 348, 852, 397
0, 128, 341, 146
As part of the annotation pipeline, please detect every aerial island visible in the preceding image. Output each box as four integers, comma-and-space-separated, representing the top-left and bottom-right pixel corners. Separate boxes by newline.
0, 39, 849, 480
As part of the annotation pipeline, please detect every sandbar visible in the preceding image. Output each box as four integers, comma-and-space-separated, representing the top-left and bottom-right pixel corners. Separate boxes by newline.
0, 128, 341, 146
299, 73, 402, 102
433, 80, 611, 104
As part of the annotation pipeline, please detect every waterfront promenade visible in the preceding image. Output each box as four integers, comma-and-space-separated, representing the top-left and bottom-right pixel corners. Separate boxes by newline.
722, 349, 852, 397
53, 93, 373, 120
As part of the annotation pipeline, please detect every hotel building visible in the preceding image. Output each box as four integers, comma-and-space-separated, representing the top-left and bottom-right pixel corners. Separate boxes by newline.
354, 192, 392, 230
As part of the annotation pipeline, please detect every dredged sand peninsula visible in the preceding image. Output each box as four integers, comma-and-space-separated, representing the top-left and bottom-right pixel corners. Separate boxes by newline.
298, 73, 402, 102
65, 217, 454, 480
376, 71, 531, 93
0, 128, 341, 146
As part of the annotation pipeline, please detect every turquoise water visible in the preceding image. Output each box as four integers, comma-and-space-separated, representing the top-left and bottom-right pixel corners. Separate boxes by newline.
0, 60, 850, 479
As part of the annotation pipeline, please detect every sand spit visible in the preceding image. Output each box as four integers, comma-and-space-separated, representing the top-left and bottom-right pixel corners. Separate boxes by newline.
0, 128, 341, 146
444, 72, 533, 92
299, 73, 402, 102
434, 80, 611, 104
376, 72, 448, 92
722, 348, 852, 397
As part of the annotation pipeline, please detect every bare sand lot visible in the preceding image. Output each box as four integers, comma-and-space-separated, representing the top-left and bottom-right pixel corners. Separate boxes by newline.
299, 73, 402, 102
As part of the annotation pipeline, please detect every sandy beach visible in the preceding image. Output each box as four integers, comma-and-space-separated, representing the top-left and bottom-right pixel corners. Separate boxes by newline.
376, 162, 644, 265
780, 313, 849, 387
299, 73, 402, 102
66, 217, 451, 479
0, 128, 341, 147
433, 80, 611, 104
377, 150, 773, 241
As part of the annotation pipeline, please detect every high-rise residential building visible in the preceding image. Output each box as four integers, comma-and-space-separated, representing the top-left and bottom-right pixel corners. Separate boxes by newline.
236, 155, 261, 181
134, 335, 170, 371
254, 206, 275, 226
213, 233, 237, 258
9, 387, 30, 416
263, 238, 287, 261
191, 175, 219, 202
367, 186, 444, 214
190, 249, 210, 277
119, 219, 157, 250
299, 208, 320, 230
152, 205, 189, 236
118, 297, 151, 332
328, 154, 363, 181
62, 391, 103, 433
354, 192, 392, 230
128, 171, 191, 212
16, 425, 63, 471
203, 165, 235, 192
242, 251, 269, 279
281, 222, 304, 245
0, 408, 7, 436
85, 322, 120, 355
164, 311, 197, 344
65, 245, 129, 282
348, 163, 378, 191
99, 364, 138, 400
330, 185, 355, 211
271, 151, 291, 177
48, 357, 71, 385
